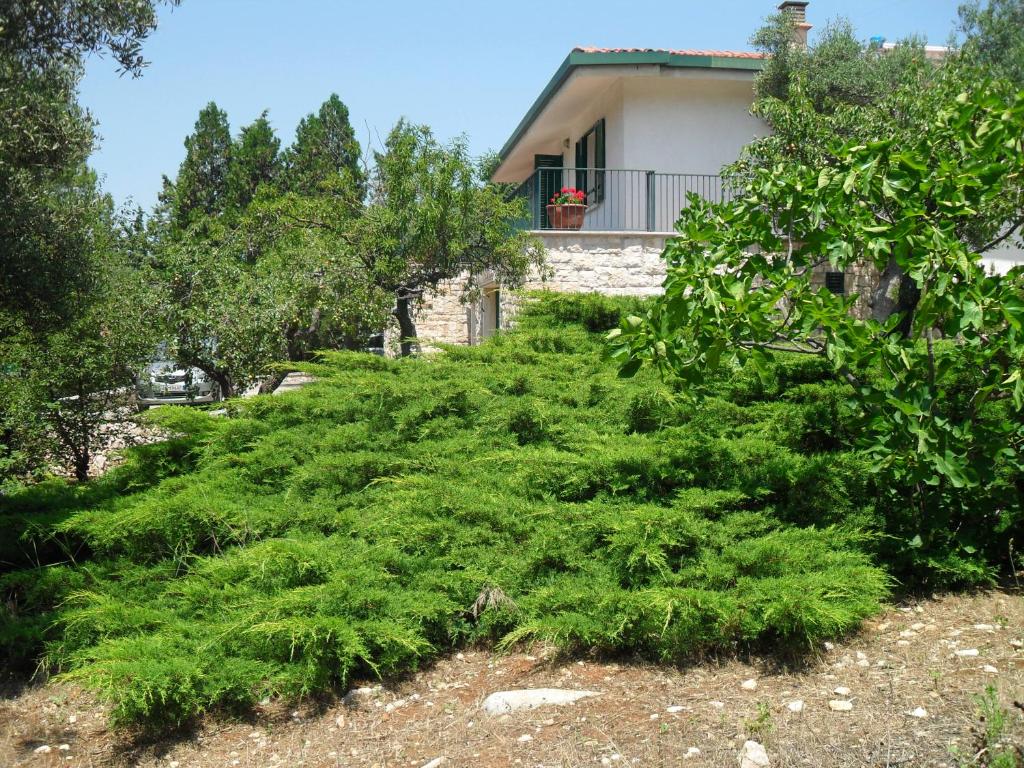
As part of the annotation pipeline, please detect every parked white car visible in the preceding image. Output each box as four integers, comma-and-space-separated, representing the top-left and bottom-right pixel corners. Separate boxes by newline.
135, 346, 220, 408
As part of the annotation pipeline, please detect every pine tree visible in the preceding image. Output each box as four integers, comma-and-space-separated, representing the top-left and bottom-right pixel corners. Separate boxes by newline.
172, 102, 232, 227
226, 111, 281, 212
282, 94, 364, 199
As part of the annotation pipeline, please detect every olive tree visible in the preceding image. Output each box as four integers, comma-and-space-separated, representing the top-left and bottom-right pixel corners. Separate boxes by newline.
354, 121, 543, 356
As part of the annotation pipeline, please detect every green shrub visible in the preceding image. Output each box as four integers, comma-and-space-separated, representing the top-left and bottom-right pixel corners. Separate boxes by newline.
0, 291, 943, 730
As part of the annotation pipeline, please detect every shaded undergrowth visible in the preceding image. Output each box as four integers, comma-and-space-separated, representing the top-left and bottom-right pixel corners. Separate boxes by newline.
0, 292, 891, 729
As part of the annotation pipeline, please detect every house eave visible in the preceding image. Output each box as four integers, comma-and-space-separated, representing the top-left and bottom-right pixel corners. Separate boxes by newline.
492, 49, 764, 182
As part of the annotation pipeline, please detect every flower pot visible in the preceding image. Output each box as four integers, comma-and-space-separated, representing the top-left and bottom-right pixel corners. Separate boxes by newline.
546, 204, 585, 230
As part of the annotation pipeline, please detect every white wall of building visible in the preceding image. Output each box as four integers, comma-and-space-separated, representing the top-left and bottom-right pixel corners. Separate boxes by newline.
621, 73, 766, 176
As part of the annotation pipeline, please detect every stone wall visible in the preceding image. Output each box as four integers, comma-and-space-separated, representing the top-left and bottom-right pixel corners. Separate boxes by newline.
411, 231, 673, 347
410, 231, 883, 347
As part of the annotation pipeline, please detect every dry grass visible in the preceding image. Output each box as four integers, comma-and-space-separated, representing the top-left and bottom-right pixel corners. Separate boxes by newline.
2, 590, 1022, 767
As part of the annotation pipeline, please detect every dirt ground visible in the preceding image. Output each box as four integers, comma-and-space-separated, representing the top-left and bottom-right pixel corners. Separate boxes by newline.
2, 590, 1021, 768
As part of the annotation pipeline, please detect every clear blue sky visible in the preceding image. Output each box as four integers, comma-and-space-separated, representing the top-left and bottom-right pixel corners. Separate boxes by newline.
79, 0, 964, 211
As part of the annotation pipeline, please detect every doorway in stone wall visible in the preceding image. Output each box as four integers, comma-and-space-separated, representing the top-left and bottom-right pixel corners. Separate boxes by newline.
479, 285, 501, 340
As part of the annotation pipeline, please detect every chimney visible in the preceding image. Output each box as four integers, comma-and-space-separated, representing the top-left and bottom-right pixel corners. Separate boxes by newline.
778, 1, 812, 48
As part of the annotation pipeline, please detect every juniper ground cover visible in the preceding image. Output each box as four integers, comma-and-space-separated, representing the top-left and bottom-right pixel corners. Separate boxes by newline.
0, 292, 943, 729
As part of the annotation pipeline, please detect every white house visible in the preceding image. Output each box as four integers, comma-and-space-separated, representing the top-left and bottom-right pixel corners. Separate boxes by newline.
413, 2, 797, 345
412, 0, 1022, 345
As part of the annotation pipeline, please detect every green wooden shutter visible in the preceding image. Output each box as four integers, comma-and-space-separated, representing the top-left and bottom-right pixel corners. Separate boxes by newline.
594, 118, 606, 204
534, 154, 562, 229
574, 137, 587, 194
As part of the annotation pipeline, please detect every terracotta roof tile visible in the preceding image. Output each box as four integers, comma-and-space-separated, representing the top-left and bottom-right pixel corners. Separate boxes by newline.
573, 46, 765, 60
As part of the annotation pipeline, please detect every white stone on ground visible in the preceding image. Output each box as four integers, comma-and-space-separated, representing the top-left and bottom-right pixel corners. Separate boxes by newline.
517, 734, 533, 743
907, 707, 928, 718
741, 678, 758, 691
787, 700, 805, 713
666, 705, 685, 713
833, 686, 852, 697
421, 758, 445, 768
684, 746, 702, 759
33, 745, 52, 754
954, 648, 980, 658
973, 624, 995, 631
983, 665, 999, 673
829, 700, 854, 712
58, 744, 70, 751
739, 739, 770, 767
482, 689, 600, 715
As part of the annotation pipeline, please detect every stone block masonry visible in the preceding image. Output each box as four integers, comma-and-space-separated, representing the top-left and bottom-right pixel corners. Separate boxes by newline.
410, 230, 882, 347
412, 231, 673, 347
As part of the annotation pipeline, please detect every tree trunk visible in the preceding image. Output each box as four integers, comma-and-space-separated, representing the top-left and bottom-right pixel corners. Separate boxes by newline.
73, 449, 90, 482
394, 291, 419, 357
871, 257, 920, 338
257, 369, 289, 395
210, 369, 234, 400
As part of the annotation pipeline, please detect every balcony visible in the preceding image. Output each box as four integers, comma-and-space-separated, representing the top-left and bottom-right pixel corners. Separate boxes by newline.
512, 167, 734, 233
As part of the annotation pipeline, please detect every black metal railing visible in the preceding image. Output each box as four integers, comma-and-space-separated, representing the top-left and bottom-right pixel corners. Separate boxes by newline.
511, 167, 734, 232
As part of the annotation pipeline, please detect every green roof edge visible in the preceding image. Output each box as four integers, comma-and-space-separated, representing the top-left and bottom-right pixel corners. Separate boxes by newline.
494, 50, 764, 176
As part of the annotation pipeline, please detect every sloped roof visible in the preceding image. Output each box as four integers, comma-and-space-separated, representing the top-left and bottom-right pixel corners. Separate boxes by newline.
573, 46, 765, 60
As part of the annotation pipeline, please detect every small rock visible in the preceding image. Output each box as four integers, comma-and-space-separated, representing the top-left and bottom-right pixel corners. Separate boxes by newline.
711, 701, 725, 709
955, 648, 980, 658
684, 747, 702, 759
666, 705, 685, 714
914, 606, 924, 613
787, 700, 805, 713
67, 715, 77, 724
739, 739, 770, 768
829, 700, 854, 712
875, 659, 890, 668
649, 714, 659, 720
249, 731, 262, 739
421, 759, 445, 768
456, 653, 465, 660
897, 640, 911, 647
335, 715, 345, 728
823, 641, 835, 651
983, 665, 999, 673
517, 734, 533, 743
343, 686, 376, 707
169, 762, 179, 768
741, 678, 759, 691
974, 624, 995, 631
855, 651, 867, 660
899, 630, 917, 639
907, 707, 928, 718
833, 686, 852, 697
57, 744, 70, 751
877, 622, 891, 631
33, 746, 52, 755
482, 689, 600, 715
1009, 638, 1023, 649
911, 622, 926, 631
